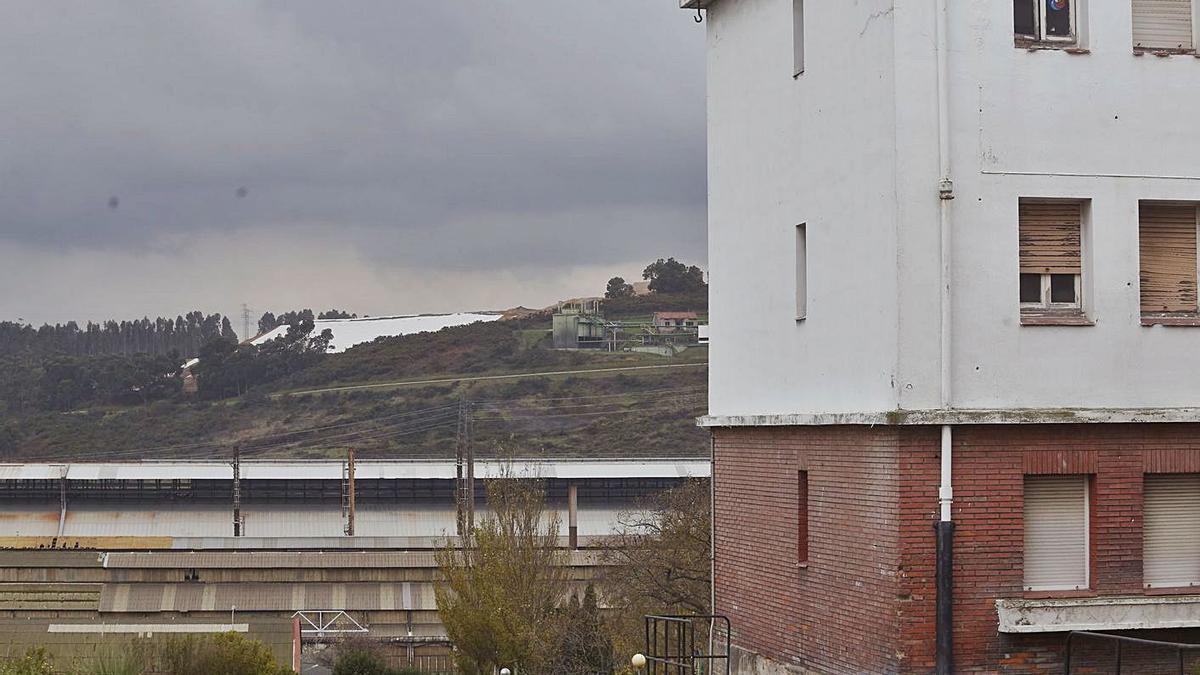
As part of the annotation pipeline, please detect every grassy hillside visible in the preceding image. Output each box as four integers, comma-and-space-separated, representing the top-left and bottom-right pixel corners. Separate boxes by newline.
1, 305, 710, 461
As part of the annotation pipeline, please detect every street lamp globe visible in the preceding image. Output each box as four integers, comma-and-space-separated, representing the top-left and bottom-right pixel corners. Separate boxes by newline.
631, 653, 647, 668
500, 669, 512, 675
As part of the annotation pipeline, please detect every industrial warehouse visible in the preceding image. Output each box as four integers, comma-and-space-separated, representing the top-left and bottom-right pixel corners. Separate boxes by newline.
0, 458, 708, 670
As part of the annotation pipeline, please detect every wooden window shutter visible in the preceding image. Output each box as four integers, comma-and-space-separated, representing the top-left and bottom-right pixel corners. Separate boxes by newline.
1144, 474, 1200, 589
1024, 475, 1088, 591
1139, 203, 1198, 313
1133, 0, 1195, 50
1019, 202, 1082, 275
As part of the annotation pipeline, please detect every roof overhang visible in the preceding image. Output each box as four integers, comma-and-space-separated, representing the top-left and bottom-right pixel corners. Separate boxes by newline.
0, 458, 710, 482
698, 407, 1200, 427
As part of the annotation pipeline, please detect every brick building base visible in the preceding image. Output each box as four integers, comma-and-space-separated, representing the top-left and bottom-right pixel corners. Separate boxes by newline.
712, 423, 1200, 674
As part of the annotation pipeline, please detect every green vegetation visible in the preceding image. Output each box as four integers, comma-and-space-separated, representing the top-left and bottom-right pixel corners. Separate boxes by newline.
605, 276, 634, 299
77, 646, 144, 675
330, 649, 419, 675
0, 634, 291, 675
434, 474, 705, 675
0, 263, 709, 461
640, 257, 706, 294
436, 474, 613, 675
600, 479, 712, 664
0, 649, 54, 675
154, 632, 293, 675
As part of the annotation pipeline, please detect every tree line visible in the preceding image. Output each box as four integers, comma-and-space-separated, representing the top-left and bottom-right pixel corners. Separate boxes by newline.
606, 257, 707, 299
0, 309, 341, 416
0, 312, 236, 360
257, 309, 357, 336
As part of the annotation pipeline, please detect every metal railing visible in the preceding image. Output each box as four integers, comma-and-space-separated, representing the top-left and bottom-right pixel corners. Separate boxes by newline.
644, 615, 730, 675
1065, 630, 1200, 674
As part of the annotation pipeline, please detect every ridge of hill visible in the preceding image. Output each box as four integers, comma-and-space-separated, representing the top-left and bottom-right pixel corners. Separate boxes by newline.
1, 294, 709, 461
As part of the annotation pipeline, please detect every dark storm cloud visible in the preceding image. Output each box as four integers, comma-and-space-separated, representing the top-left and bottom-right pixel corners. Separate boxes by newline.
0, 1, 706, 273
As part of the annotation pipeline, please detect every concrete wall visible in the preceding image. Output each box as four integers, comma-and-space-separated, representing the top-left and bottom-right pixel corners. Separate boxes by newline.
941, 1, 1200, 409
705, 0, 900, 417
705, 0, 1200, 416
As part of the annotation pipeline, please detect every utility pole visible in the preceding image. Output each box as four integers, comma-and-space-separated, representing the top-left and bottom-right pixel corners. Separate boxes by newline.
466, 401, 475, 533
343, 448, 356, 536
231, 446, 243, 537
455, 398, 475, 536
568, 483, 579, 549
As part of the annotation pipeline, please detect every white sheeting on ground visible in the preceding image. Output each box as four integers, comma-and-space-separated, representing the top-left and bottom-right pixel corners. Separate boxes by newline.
251, 313, 503, 353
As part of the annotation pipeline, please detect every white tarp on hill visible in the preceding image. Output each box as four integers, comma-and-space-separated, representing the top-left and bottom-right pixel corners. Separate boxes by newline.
251, 313, 502, 353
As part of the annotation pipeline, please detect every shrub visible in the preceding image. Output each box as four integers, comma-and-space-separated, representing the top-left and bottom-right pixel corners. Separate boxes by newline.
0, 648, 54, 675
78, 645, 145, 675
331, 649, 391, 675
157, 632, 292, 675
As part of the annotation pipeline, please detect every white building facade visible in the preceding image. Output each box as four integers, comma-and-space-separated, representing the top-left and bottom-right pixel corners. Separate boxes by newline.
692, 0, 1200, 672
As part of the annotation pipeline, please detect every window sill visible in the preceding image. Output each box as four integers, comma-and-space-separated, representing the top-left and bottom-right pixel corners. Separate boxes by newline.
796, 562, 809, 569
1145, 586, 1200, 596
1133, 47, 1197, 57
1015, 40, 1088, 54
1023, 590, 1096, 600
998, 594, 1200, 633
1141, 314, 1200, 327
1021, 312, 1094, 326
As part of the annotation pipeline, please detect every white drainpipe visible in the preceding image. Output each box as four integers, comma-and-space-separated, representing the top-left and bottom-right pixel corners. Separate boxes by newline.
934, 0, 956, 672
935, 0, 954, 523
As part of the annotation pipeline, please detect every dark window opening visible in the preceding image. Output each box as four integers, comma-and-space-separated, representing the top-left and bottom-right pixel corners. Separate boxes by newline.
1014, 0, 1038, 37
798, 470, 809, 564
1044, 0, 1072, 37
1050, 274, 1076, 303
1020, 273, 1042, 303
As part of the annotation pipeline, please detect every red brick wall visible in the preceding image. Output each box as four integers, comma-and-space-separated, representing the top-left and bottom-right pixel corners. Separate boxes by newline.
897, 423, 1200, 674
716, 423, 1200, 675
713, 426, 905, 674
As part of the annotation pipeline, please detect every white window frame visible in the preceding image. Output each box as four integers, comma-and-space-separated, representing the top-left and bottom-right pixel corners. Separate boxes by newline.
1017, 0, 1080, 44
1021, 273, 1082, 311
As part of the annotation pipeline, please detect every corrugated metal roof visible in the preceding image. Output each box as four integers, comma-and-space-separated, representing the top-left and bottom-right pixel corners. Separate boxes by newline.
102, 549, 602, 569
100, 582, 440, 612
0, 458, 709, 482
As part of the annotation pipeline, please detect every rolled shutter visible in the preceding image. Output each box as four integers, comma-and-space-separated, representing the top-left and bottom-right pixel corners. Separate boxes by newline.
1024, 475, 1088, 591
1139, 203, 1198, 313
1133, 0, 1195, 50
1144, 474, 1200, 589
1019, 202, 1082, 274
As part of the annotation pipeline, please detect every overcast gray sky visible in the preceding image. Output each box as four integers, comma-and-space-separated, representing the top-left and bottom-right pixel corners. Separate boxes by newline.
0, 1, 706, 330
